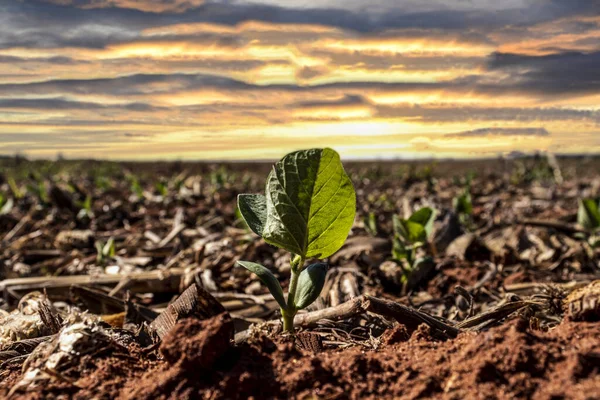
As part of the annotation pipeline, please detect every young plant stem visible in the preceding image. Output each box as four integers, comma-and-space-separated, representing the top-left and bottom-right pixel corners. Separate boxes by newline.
428, 240, 438, 258
283, 254, 304, 332
282, 310, 295, 332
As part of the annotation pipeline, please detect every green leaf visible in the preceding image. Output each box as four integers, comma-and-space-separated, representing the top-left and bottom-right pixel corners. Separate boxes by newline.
103, 237, 115, 258
95, 241, 104, 264
408, 207, 436, 239
394, 217, 426, 244
237, 194, 267, 237
453, 192, 473, 216
236, 261, 287, 310
263, 148, 356, 259
578, 198, 600, 231
294, 262, 328, 309
392, 214, 403, 239
8, 177, 23, 199
392, 238, 408, 262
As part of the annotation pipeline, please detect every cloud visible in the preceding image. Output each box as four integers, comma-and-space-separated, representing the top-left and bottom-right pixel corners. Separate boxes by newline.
0, 73, 253, 96
0, 0, 599, 159
294, 94, 370, 109
487, 51, 600, 94
42, 0, 206, 13
375, 104, 600, 123
7, 0, 596, 42
445, 127, 550, 138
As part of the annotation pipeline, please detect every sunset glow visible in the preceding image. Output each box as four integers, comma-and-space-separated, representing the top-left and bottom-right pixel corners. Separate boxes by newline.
0, 1, 598, 160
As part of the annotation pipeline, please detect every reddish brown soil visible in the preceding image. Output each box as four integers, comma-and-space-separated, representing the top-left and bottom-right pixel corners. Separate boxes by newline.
427, 263, 485, 297
2, 159, 599, 399
9, 314, 596, 400
4, 341, 158, 400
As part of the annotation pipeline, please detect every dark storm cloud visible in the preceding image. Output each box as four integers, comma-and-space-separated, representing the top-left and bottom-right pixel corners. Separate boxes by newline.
6, 0, 597, 45
487, 51, 600, 94
0, 0, 596, 68
446, 127, 550, 138
543, 0, 600, 18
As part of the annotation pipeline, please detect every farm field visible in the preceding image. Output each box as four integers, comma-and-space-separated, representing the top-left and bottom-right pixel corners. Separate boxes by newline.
0, 154, 599, 399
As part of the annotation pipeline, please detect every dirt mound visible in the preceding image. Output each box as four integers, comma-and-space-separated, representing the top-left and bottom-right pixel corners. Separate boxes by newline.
121, 313, 242, 400
114, 316, 598, 400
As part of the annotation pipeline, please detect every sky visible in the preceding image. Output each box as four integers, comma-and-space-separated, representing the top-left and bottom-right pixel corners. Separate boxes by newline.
0, 0, 599, 160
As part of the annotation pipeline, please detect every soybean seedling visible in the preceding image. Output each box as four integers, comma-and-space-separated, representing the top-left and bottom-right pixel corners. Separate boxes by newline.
95, 237, 115, 266
453, 180, 474, 231
126, 174, 144, 199
363, 211, 378, 236
577, 198, 600, 248
76, 195, 94, 220
7, 177, 23, 199
237, 148, 356, 332
392, 207, 436, 280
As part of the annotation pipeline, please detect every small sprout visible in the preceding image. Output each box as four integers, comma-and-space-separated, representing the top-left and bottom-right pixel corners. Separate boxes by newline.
26, 180, 49, 205
363, 211, 378, 236
127, 174, 144, 198
453, 191, 473, 216
94, 176, 111, 191
155, 179, 168, 197
420, 165, 437, 192
510, 156, 554, 185
7, 176, 23, 199
96, 237, 116, 266
172, 172, 187, 193
392, 207, 436, 279
76, 195, 94, 220
210, 166, 233, 189
236, 148, 356, 332
453, 183, 473, 230
0, 194, 14, 215
577, 198, 600, 248
577, 198, 600, 232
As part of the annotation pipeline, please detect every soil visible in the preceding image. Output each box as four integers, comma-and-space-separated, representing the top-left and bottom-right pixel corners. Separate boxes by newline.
1, 157, 599, 399
5, 314, 598, 400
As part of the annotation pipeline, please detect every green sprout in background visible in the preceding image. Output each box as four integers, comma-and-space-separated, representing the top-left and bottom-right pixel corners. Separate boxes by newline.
7, 177, 23, 200
363, 211, 378, 236
96, 237, 116, 266
76, 195, 94, 220
155, 179, 169, 197
453, 176, 474, 230
236, 148, 356, 332
577, 198, 600, 248
392, 207, 436, 282
126, 174, 144, 199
